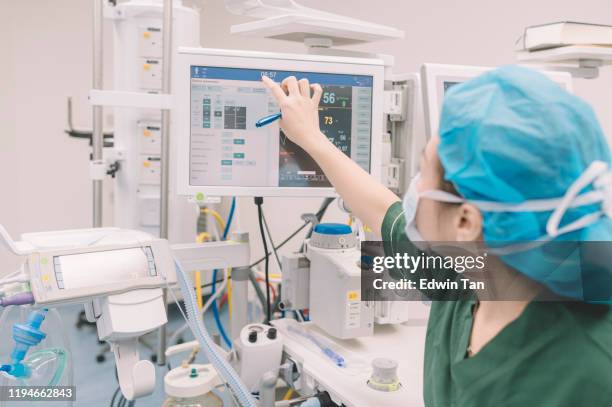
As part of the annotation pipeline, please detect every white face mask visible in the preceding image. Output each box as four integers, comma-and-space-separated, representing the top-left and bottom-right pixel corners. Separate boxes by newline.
403, 173, 425, 242
402, 161, 612, 254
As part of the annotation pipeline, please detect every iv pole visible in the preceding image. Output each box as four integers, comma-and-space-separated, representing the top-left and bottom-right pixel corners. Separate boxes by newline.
157, 0, 174, 366
92, 0, 104, 228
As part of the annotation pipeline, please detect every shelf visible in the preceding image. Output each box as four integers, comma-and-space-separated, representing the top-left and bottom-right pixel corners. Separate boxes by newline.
230, 14, 404, 46
516, 45, 612, 64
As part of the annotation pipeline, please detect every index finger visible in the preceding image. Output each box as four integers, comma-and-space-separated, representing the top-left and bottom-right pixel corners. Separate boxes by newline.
281, 76, 300, 96
262, 76, 287, 103
311, 84, 323, 105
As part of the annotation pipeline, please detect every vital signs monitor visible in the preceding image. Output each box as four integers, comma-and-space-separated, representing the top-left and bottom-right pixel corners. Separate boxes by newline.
175, 48, 384, 197
421, 63, 573, 139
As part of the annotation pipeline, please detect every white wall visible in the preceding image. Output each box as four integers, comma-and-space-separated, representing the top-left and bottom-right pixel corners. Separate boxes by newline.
1, 0, 611, 268
0, 0, 117, 268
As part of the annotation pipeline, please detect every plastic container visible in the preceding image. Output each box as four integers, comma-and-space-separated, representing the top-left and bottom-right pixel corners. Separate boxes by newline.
162, 393, 223, 407
163, 365, 223, 407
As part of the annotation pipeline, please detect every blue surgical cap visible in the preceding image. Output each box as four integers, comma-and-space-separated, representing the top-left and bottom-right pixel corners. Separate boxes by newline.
437, 65, 612, 300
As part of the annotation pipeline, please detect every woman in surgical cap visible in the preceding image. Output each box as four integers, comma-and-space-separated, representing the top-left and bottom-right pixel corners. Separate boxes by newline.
263, 65, 612, 406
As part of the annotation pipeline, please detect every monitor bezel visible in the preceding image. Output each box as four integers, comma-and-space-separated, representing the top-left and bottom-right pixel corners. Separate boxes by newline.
421, 63, 573, 140
175, 47, 385, 198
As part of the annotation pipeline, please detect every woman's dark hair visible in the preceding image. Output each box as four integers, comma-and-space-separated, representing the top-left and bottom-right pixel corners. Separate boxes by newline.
436, 160, 459, 195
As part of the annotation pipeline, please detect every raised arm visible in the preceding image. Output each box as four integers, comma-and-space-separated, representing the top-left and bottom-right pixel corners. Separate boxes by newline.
262, 75, 399, 233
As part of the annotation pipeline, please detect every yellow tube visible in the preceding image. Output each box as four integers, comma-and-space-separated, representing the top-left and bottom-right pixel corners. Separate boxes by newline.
348, 216, 372, 232
197, 232, 211, 243
228, 268, 233, 319
194, 271, 203, 310
202, 207, 226, 232
194, 233, 209, 311
282, 389, 294, 400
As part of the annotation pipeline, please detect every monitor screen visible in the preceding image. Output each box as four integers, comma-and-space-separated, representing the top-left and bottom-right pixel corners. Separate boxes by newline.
189, 66, 373, 188
443, 81, 461, 93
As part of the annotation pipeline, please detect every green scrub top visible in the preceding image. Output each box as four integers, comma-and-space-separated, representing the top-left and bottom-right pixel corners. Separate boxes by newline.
381, 201, 612, 406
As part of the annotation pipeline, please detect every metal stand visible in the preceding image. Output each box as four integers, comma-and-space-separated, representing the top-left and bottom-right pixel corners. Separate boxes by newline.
92, 0, 105, 227
157, 0, 174, 367
230, 266, 250, 341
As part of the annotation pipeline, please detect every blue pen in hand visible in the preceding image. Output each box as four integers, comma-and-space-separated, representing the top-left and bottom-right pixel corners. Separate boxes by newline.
255, 112, 282, 128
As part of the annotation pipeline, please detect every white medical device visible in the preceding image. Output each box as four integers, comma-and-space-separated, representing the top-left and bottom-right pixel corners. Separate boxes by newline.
19, 228, 176, 306
105, 0, 200, 242
305, 224, 374, 339
234, 323, 283, 392
6, 227, 176, 400
280, 222, 414, 340
420, 63, 574, 139
174, 48, 384, 198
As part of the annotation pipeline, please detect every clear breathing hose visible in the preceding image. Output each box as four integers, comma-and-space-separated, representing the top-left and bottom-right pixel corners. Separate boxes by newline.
20, 348, 66, 386
174, 259, 257, 407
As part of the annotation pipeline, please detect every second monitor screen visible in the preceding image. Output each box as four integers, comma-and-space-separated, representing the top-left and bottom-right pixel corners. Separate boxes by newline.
189, 66, 373, 188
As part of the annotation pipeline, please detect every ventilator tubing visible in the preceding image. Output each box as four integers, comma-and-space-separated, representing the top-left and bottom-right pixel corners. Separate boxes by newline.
175, 260, 257, 407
